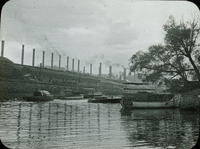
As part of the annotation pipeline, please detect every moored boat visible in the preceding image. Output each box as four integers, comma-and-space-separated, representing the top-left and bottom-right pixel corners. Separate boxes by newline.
121, 82, 179, 109
88, 94, 122, 103
62, 94, 84, 100
83, 88, 95, 98
23, 90, 54, 101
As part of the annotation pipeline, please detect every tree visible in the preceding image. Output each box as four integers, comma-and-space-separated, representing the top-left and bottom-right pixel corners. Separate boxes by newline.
130, 16, 200, 83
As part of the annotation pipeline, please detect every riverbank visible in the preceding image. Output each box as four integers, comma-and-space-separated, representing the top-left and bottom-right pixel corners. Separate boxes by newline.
121, 89, 200, 111
0, 57, 123, 100
179, 89, 200, 110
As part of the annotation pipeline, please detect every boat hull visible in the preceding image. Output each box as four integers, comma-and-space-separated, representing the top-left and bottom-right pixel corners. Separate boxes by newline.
88, 98, 121, 103
88, 95, 121, 103
62, 95, 84, 100
120, 98, 179, 109
129, 101, 176, 108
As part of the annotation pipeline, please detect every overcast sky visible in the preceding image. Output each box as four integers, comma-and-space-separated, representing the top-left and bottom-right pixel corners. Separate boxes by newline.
1, 0, 199, 75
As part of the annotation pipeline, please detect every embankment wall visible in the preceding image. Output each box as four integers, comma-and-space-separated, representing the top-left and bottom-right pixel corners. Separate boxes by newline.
0, 57, 124, 100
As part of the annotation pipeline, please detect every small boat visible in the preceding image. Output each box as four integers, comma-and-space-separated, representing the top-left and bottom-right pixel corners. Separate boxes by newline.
121, 82, 178, 109
88, 95, 122, 103
121, 99, 177, 109
84, 91, 102, 99
62, 94, 84, 100
83, 88, 95, 98
121, 92, 178, 109
23, 90, 54, 101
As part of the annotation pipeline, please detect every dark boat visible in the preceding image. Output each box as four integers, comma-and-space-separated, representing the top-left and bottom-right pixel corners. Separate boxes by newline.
62, 94, 84, 100
83, 88, 95, 98
88, 94, 122, 103
23, 90, 54, 101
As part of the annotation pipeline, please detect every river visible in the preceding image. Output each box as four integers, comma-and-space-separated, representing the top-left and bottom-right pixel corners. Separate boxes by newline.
0, 99, 199, 149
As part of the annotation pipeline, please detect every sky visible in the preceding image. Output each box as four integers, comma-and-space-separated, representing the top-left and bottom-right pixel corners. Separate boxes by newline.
0, 0, 199, 75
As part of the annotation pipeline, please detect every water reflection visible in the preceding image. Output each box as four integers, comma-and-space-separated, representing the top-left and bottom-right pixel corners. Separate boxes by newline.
120, 109, 199, 149
0, 100, 199, 149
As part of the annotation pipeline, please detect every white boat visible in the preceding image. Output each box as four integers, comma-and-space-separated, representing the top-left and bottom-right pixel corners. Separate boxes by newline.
121, 82, 178, 109
121, 100, 176, 109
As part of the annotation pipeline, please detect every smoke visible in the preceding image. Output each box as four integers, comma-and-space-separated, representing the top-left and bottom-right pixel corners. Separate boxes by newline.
2, 6, 65, 57
85, 53, 124, 68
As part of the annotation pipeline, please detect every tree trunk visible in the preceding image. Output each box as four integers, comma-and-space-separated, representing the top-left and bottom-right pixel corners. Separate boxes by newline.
188, 54, 200, 82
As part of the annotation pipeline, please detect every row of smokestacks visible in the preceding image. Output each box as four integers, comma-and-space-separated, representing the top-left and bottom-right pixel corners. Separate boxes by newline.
0, 40, 127, 80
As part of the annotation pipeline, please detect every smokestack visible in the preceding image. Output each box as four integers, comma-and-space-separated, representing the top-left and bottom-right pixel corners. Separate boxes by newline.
83, 66, 85, 74
119, 73, 122, 80
123, 68, 126, 81
72, 58, 74, 72
42, 51, 45, 67
99, 62, 102, 76
32, 49, 35, 66
90, 64, 92, 75
59, 55, 61, 69
78, 59, 80, 73
21, 44, 24, 65
1, 40, 4, 57
66, 56, 69, 70
51, 52, 54, 69
109, 65, 112, 78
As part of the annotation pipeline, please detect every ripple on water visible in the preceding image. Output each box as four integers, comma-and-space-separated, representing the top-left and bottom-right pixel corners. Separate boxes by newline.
0, 100, 199, 149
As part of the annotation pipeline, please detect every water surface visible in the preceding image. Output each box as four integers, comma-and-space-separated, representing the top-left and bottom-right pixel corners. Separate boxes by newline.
0, 99, 199, 149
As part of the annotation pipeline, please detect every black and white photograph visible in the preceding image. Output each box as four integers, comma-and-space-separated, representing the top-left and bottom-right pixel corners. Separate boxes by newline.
0, 0, 199, 148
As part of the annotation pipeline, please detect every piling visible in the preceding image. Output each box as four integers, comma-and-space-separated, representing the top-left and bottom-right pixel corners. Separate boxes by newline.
78, 59, 80, 73
51, 53, 54, 68
109, 65, 112, 78
99, 62, 102, 76
42, 51, 45, 67
67, 56, 69, 70
90, 64, 92, 75
32, 49, 35, 66
21, 44, 24, 65
1, 40, 4, 57
59, 55, 61, 69
72, 58, 74, 72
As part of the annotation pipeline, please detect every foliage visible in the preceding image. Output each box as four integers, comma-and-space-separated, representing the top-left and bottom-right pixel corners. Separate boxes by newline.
130, 16, 200, 84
